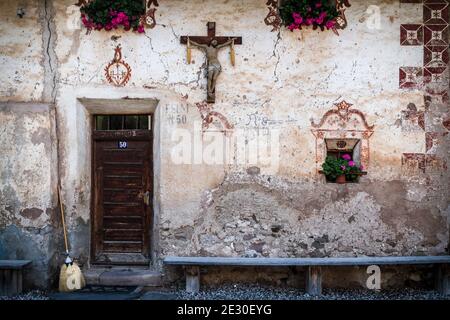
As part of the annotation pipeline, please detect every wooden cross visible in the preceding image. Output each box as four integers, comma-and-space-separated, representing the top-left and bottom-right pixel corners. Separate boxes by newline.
181, 22, 242, 103
180, 21, 242, 46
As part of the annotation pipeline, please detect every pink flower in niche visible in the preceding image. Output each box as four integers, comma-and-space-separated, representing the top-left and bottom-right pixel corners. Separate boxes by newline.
349, 161, 356, 167
316, 2, 322, 8
342, 154, 351, 160
306, 18, 314, 25
137, 25, 145, 33
340, 165, 346, 170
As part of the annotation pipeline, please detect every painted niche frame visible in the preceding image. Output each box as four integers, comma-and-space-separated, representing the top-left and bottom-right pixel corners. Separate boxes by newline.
311, 100, 374, 173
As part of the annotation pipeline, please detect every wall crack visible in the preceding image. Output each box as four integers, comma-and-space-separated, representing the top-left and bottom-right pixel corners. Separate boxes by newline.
41, 0, 59, 104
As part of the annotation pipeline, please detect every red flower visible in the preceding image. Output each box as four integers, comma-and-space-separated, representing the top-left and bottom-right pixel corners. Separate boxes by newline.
288, 23, 297, 31
291, 12, 303, 25
137, 25, 145, 33
325, 20, 336, 29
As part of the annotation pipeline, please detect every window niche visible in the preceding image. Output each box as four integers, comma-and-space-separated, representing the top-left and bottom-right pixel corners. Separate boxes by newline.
311, 100, 374, 183
325, 138, 360, 161
322, 138, 366, 183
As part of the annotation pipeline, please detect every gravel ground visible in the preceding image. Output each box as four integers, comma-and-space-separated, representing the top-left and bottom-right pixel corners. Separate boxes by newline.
173, 284, 450, 300
1, 285, 449, 300
0, 290, 49, 300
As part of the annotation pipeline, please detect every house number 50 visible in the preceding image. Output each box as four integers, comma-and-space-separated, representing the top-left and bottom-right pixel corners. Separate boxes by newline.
118, 141, 128, 149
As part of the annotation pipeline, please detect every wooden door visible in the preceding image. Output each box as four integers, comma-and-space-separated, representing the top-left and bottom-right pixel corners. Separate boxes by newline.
92, 126, 152, 265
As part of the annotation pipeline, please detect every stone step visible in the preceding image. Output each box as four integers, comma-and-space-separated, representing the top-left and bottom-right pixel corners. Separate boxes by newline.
84, 267, 162, 287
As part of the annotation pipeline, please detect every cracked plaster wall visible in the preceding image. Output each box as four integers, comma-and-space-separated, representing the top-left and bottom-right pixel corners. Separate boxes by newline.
0, 103, 60, 288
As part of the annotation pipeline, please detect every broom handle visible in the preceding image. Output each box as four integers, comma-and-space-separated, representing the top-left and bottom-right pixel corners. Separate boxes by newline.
58, 186, 69, 254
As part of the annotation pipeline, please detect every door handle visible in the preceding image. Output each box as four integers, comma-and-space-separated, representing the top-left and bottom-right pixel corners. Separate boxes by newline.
143, 191, 150, 206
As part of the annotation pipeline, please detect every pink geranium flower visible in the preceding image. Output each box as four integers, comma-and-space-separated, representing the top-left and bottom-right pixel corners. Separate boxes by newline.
342, 154, 351, 160
349, 161, 356, 167
340, 165, 346, 170
325, 20, 336, 29
288, 23, 297, 31
292, 12, 301, 20
117, 12, 127, 21
294, 16, 303, 25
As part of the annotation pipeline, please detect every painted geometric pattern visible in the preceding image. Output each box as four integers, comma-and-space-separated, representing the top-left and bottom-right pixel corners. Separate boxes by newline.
399, 0, 449, 174
400, 24, 423, 45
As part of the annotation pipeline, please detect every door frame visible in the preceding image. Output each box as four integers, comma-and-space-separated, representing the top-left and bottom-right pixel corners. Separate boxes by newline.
90, 118, 153, 265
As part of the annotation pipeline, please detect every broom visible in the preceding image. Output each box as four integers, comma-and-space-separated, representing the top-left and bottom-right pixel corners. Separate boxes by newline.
58, 186, 85, 292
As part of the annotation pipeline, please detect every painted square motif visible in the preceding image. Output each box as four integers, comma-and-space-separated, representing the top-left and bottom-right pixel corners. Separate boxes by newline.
425, 155, 447, 173
424, 25, 449, 46
400, 24, 424, 45
425, 132, 449, 153
402, 153, 426, 174
424, 45, 449, 67
399, 67, 423, 89
424, 3, 449, 25
423, 66, 448, 84
401, 104, 425, 131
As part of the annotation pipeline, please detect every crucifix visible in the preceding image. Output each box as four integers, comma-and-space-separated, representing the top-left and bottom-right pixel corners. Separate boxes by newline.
181, 22, 242, 103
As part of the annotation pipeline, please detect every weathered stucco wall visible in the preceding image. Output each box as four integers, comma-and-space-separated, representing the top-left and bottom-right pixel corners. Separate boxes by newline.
0, 0, 45, 102
0, 0, 449, 289
0, 103, 60, 288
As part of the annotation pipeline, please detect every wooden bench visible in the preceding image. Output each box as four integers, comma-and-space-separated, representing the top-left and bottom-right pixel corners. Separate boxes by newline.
164, 256, 450, 295
0, 260, 32, 296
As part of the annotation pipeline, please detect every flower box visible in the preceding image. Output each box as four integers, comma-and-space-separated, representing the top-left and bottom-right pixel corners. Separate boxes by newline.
80, 0, 147, 33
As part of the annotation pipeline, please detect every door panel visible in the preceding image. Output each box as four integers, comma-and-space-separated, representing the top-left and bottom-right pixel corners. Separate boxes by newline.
92, 129, 152, 265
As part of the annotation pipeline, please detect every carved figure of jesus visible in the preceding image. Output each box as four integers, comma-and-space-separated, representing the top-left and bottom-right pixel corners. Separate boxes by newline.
188, 38, 236, 102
